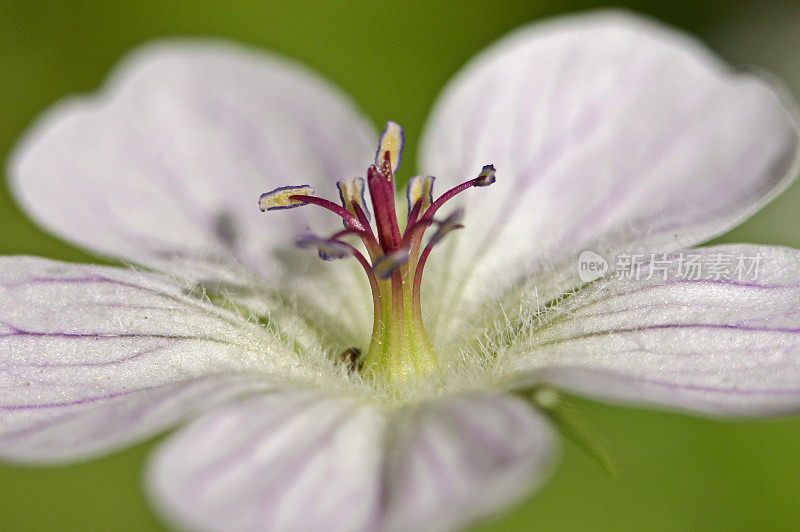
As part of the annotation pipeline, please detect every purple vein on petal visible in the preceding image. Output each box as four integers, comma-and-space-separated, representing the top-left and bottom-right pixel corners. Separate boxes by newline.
418, 429, 456, 500
253, 409, 357, 527
446, 401, 519, 466
534, 323, 800, 351
0, 378, 207, 442
186, 395, 322, 493
0, 374, 251, 412
538, 278, 800, 327
0, 320, 240, 345
545, 366, 800, 397
544, 300, 798, 328
0, 341, 171, 369
480, 50, 658, 257
82, 377, 257, 445
559, 83, 721, 247
0, 384, 164, 411
0, 274, 249, 329
631, 130, 798, 243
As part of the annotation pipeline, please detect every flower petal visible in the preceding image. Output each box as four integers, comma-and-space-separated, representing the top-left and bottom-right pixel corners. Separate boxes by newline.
0, 256, 297, 463
419, 11, 800, 344
505, 245, 800, 416
380, 393, 555, 532
10, 41, 376, 280
147, 391, 554, 532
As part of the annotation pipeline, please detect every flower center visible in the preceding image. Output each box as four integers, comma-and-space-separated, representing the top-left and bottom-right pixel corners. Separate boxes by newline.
259, 122, 495, 383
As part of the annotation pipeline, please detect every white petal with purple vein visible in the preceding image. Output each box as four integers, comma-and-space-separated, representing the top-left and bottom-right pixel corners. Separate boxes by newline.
10, 41, 376, 281
380, 393, 555, 532
419, 11, 800, 349
0, 256, 299, 462
148, 391, 554, 532
506, 245, 800, 416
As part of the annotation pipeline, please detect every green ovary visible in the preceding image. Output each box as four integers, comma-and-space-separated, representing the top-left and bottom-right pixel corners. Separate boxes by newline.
362, 249, 439, 382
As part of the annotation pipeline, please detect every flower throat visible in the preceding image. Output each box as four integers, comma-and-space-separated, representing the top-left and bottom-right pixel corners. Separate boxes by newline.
259, 122, 495, 383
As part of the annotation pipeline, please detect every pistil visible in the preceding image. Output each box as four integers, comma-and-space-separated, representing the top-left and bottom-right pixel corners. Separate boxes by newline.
259, 122, 495, 383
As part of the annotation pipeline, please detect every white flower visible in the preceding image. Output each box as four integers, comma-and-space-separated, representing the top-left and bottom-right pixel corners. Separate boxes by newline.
4, 11, 800, 532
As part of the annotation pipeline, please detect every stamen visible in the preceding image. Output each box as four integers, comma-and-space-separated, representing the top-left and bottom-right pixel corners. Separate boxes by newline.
337, 177, 372, 227
375, 121, 404, 174
294, 233, 379, 299
372, 248, 410, 279
420, 164, 497, 223
295, 234, 351, 261
351, 202, 375, 241
427, 208, 464, 247
258, 121, 494, 383
259, 185, 314, 211
475, 164, 497, 187
406, 175, 435, 220
411, 209, 465, 316
288, 194, 366, 231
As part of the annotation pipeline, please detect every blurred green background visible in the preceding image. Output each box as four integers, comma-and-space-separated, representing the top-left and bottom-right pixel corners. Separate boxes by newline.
2, 0, 800, 530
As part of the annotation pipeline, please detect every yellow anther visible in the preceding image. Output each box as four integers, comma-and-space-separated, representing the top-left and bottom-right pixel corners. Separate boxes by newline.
259, 185, 314, 211
375, 121, 404, 174
406, 175, 435, 215
337, 177, 371, 222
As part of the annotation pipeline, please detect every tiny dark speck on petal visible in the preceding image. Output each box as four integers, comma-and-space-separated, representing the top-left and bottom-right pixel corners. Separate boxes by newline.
215, 213, 238, 247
